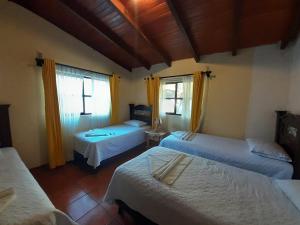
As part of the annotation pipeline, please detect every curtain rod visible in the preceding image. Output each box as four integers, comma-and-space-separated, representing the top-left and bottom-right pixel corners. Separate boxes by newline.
159, 73, 193, 79
35, 58, 114, 77
144, 71, 215, 80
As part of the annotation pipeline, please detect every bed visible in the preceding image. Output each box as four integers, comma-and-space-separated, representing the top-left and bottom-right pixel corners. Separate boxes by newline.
0, 105, 76, 225
104, 146, 300, 225
160, 111, 300, 179
73, 104, 152, 168
0, 147, 77, 225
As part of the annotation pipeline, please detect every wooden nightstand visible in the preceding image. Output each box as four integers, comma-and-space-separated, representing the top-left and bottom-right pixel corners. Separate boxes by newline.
145, 130, 169, 147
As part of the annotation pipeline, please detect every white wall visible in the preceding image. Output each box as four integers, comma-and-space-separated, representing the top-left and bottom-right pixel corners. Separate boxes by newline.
0, 1, 132, 168
288, 37, 300, 113
245, 45, 292, 141
131, 44, 296, 140
131, 50, 255, 139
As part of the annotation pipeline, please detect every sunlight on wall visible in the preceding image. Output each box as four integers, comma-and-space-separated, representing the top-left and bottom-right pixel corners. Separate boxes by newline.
0, 1, 131, 168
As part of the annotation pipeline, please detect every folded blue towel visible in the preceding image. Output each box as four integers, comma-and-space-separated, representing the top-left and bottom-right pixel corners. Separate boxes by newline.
85, 133, 108, 137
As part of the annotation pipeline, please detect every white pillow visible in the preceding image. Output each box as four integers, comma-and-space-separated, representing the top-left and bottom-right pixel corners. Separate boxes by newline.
246, 138, 292, 162
275, 180, 300, 211
171, 131, 186, 139
124, 120, 147, 127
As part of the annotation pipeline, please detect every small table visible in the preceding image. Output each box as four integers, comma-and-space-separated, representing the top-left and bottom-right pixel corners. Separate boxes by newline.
145, 130, 169, 147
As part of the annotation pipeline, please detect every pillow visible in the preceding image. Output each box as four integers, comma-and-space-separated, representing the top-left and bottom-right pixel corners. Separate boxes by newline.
275, 180, 300, 211
171, 131, 186, 139
124, 120, 147, 127
246, 138, 292, 162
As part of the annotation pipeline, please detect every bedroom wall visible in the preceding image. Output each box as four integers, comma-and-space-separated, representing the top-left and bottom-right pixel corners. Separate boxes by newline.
130, 44, 294, 140
288, 37, 300, 113
0, 1, 132, 168
131, 49, 254, 139
245, 45, 292, 141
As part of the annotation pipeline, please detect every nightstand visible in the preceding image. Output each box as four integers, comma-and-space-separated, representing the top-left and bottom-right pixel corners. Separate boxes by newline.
145, 130, 169, 147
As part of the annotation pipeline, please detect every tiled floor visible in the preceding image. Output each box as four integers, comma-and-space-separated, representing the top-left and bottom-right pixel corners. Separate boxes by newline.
30, 144, 149, 225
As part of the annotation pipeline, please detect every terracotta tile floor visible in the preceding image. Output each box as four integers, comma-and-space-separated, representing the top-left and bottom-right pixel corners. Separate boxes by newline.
30, 144, 149, 225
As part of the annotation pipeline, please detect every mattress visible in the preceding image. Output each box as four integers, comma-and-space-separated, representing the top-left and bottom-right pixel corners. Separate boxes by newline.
74, 124, 150, 168
0, 147, 77, 225
104, 147, 300, 225
160, 133, 293, 179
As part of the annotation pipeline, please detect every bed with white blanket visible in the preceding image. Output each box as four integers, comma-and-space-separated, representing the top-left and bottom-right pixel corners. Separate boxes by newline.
74, 124, 150, 168
74, 104, 152, 168
160, 132, 294, 179
0, 147, 77, 225
105, 146, 300, 225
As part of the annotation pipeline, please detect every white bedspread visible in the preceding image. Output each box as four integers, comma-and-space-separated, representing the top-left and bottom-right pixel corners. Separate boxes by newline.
105, 147, 300, 225
160, 133, 293, 179
0, 147, 77, 225
74, 125, 150, 168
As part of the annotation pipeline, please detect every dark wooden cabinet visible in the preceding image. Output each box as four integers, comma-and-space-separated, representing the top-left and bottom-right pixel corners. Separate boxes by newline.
0, 105, 12, 147
275, 111, 300, 179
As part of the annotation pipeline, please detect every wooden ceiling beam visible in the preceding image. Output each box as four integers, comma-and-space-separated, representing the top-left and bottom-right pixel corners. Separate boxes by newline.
232, 0, 243, 56
280, 0, 300, 49
59, 0, 151, 70
166, 0, 200, 62
10, 0, 132, 71
108, 0, 172, 67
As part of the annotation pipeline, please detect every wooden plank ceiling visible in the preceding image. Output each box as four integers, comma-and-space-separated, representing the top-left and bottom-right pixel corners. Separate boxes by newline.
10, 0, 300, 71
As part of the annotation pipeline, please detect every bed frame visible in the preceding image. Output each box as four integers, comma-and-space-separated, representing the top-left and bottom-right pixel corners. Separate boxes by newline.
129, 104, 152, 125
0, 104, 12, 148
275, 111, 300, 179
116, 200, 157, 225
73, 104, 152, 171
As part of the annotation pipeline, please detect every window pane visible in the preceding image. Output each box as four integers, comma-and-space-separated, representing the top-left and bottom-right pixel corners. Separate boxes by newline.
177, 82, 183, 98
92, 79, 111, 116
164, 99, 175, 113
84, 97, 92, 114
84, 77, 92, 96
164, 83, 176, 98
176, 99, 183, 115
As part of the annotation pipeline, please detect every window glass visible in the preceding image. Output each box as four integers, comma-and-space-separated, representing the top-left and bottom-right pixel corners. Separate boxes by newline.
56, 65, 112, 117
164, 99, 175, 113
177, 82, 183, 98
176, 99, 183, 115
93, 79, 111, 116
83, 77, 92, 96
164, 83, 176, 98
162, 82, 183, 115
84, 97, 93, 114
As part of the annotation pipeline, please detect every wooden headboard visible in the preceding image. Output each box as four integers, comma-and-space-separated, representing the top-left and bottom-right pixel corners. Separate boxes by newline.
129, 104, 152, 126
275, 111, 300, 179
0, 105, 12, 148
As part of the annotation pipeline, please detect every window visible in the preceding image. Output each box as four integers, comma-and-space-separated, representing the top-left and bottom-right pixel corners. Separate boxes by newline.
164, 82, 183, 115
56, 65, 111, 121
159, 76, 193, 131
81, 77, 92, 115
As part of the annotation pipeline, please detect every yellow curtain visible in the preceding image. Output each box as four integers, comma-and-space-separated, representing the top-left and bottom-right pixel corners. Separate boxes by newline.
146, 78, 153, 106
42, 59, 65, 169
191, 71, 205, 132
146, 77, 160, 128
109, 73, 119, 125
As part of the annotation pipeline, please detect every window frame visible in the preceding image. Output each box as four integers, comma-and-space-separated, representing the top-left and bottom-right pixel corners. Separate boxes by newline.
164, 81, 183, 116
80, 76, 92, 115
